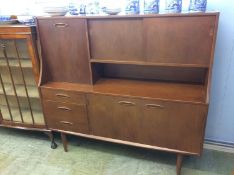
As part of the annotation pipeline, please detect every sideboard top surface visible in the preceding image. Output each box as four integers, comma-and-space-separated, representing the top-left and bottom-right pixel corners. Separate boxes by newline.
37, 12, 219, 20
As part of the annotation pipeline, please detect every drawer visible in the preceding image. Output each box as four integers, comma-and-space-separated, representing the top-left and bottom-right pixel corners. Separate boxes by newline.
43, 100, 89, 133
41, 88, 86, 104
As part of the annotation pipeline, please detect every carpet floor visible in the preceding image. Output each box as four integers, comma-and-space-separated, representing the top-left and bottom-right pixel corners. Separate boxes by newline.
0, 127, 233, 175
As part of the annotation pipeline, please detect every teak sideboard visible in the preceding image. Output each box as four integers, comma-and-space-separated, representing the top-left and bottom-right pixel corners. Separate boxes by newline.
36, 13, 219, 175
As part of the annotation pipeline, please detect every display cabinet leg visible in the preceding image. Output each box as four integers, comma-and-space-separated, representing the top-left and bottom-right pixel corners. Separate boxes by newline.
44, 131, 58, 149
61, 132, 68, 152
176, 154, 183, 175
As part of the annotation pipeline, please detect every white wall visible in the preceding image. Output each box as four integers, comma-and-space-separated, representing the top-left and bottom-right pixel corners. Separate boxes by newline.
205, 0, 234, 144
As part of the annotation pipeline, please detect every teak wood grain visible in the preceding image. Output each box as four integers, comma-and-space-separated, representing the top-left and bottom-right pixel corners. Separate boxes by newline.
37, 13, 219, 175
40, 79, 206, 104
43, 100, 89, 133
87, 94, 207, 154
144, 16, 215, 65
41, 88, 86, 104
36, 18, 91, 84
88, 19, 144, 61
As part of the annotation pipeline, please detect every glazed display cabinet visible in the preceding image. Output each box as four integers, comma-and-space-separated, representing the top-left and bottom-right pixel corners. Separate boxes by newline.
0, 25, 56, 148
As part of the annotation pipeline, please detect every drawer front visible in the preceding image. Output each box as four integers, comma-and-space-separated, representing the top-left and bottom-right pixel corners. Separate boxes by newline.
41, 88, 86, 104
88, 94, 208, 154
43, 100, 89, 133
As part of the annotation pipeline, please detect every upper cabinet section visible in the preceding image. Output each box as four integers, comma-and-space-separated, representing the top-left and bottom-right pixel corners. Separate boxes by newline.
88, 14, 217, 67
37, 18, 91, 84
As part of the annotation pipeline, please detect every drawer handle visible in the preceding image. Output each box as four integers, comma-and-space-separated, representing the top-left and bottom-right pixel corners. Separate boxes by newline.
145, 104, 164, 109
118, 101, 136, 106
57, 106, 71, 111
60, 121, 73, 125
56, 94, 70, 98
54, 23, 69, 28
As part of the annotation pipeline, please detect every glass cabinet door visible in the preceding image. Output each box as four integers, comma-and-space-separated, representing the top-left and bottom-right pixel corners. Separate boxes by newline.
0, 39, 45, 125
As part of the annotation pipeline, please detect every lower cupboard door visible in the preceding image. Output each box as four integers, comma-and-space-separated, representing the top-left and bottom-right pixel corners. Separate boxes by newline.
88, 94, 141, 142
138, 100, 208, 154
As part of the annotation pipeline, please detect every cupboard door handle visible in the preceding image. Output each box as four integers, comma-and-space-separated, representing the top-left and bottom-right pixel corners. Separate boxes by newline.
54, 23, 69, 28
60, 121, 73, 125
145, 104, 164, 109
56, 93, 70, 98
118, 101, 136, 106
57, 106, 71, 111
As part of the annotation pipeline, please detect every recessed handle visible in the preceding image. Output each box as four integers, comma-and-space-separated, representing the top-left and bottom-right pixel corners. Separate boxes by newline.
118, 101, 136, 106
57, 106, 71, 111
54, 23, 69, 28
56, 94, 70, 98
145, 104, 164, 109
60, 121, 73, 125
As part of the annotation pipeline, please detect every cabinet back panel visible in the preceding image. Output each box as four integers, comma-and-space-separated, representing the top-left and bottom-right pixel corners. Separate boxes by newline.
95, 64, 207, 84
37, 19, 91, 84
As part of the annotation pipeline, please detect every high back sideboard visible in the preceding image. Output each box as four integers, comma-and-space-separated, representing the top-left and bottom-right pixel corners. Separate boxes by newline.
36, 12, 219, 175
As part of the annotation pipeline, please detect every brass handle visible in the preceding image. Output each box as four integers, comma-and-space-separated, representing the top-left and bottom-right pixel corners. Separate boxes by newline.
118, 101, 136, 106
57, 106, 71, 111
145, 104, 164, 109
56, 94, 70, 98
54, 23, 69, 28
60, 121, 73, 125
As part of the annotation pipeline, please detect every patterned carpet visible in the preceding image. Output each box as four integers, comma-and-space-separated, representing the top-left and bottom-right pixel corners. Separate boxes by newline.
0, 127, 233, 175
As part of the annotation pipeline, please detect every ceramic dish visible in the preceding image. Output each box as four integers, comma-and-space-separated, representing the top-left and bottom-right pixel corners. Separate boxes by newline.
44, 6, 68, 16
105, 8, 121, 15
17, 16, 35, 24
45, 11, 67, 16
0, 19, 18, 25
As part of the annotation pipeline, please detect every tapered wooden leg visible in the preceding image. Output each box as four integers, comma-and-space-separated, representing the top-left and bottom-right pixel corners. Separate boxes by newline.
176, 154, 183, 175
61, 132, 68, 152
44, 131, 57, 149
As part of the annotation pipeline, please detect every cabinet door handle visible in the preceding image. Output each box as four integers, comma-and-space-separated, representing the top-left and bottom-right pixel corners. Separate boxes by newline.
60, 121, 73, 125
145, 104, 164, 109
118, 101, 136, 106
56, 93, 70, 98
57, 106, 71, 111
54, 23, 69, 28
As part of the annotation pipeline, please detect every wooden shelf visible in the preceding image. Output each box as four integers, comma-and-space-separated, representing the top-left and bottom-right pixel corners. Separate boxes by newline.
0, 83, 39, 98
0, 58, 32, 68
0, 105, 45, 124
90, 59, 209, 68
41, 79, 207, 104
92, 78, 207, 104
